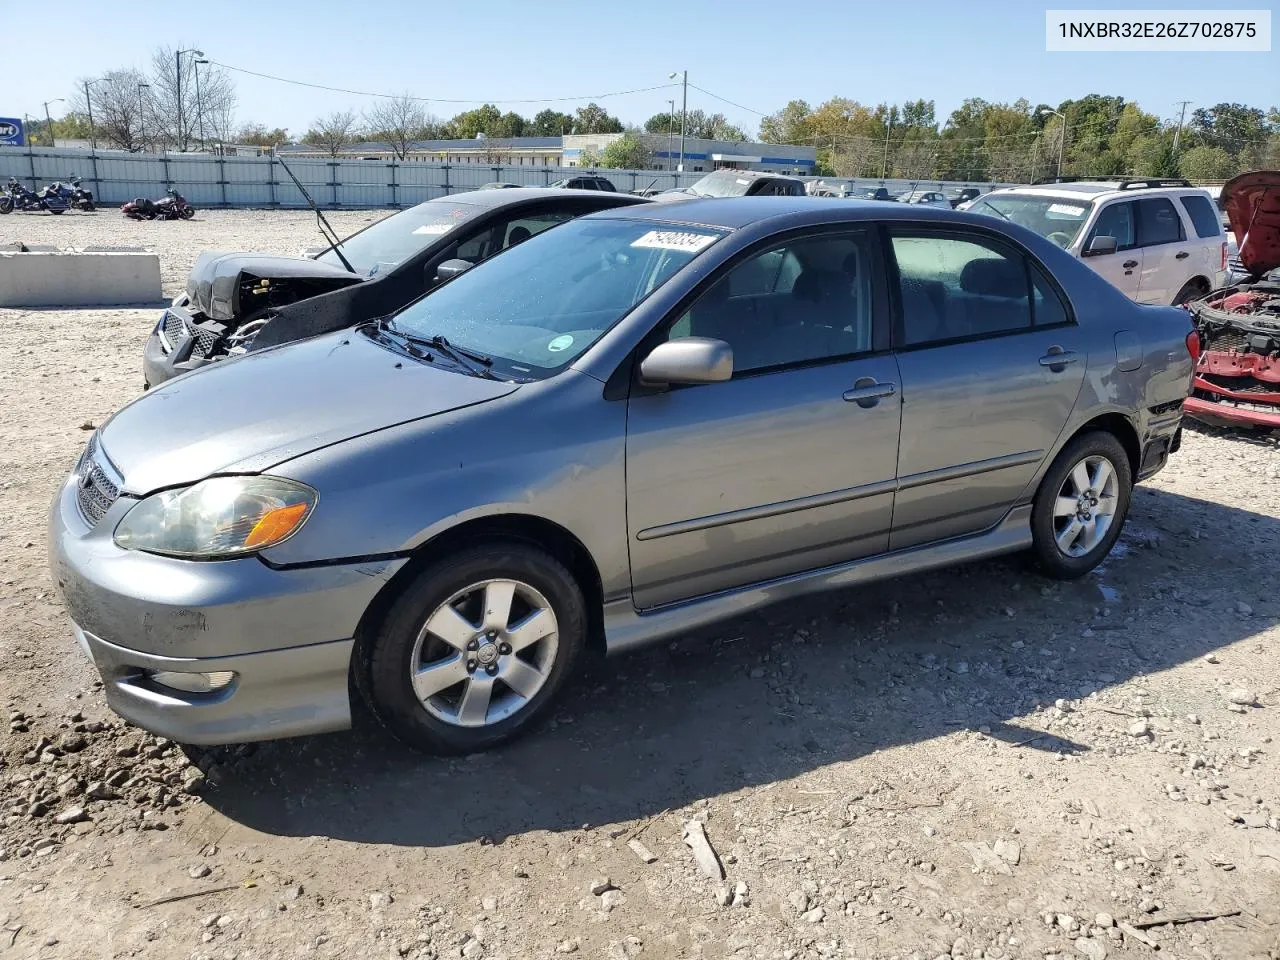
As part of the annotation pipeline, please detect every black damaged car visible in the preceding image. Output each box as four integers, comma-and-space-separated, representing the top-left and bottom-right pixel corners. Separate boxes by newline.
144, 188, 648, 387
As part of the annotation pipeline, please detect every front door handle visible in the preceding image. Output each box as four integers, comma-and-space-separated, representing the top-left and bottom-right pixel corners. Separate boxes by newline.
1122, 259, 1139, 269
842, 379, 897, 408
1175, 251, 1190, 260
1039, 348, 1080, 371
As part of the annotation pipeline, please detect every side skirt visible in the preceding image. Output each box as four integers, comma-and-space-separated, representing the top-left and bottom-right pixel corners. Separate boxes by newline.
603, 505, 1033, 655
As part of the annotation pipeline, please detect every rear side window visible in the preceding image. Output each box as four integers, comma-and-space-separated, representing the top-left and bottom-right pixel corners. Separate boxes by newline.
1179, 194, 1223, 238
1031, 267, 1069, 326
890, 232, 1034, 346
1136, 198, 1185, 246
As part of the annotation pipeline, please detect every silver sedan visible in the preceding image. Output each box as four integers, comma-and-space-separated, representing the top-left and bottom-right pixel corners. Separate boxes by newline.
50, 198, 1196, 754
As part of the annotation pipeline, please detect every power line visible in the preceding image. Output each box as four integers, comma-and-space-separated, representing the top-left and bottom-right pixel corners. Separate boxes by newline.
207, 59, 679, 105
687, 83, 770, 117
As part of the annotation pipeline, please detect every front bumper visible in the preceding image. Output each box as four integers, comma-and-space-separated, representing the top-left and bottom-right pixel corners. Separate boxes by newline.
49, 471, 407, 743
1185, 393, 1280, 429
76, 627, 354, 745
142, 304, 213, 388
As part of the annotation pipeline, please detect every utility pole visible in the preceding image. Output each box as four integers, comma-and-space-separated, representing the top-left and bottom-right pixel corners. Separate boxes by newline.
667, 98, 675, 172
881, 115, 892, 179
194, 59, 209, 150
174, 48, 203, 151
84, 82, 96, 149
138, 83, 150, 151
669, 70, 687, 175
1171, 100, 1192, 156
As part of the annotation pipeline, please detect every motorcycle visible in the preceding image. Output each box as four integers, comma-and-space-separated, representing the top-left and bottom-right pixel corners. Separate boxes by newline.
44, 175, 95, 212
122, 188, 195, 221
0, 177, 67, 214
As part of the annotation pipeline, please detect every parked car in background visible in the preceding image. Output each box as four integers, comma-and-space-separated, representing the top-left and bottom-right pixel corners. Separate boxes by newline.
848, 186, 897, 202
948, 187, 982, 208
897, 190, 951, 208
653, 169, 807, 202
965, 178, 1226, 304
54, 196, 1195, 754
143, 188, 648, 387
1184, 171, 1280, 430
547, 175, 617, 192
478, 182, 522, 190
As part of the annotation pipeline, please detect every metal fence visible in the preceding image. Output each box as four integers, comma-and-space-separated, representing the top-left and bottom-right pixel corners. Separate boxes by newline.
0, 146, 1016, 209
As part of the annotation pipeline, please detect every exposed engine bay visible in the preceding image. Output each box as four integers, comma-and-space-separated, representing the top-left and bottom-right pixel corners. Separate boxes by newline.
1183, 170, 1280, 431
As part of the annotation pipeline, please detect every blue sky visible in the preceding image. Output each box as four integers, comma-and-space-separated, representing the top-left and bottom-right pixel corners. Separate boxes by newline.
2, 0, 1275, 136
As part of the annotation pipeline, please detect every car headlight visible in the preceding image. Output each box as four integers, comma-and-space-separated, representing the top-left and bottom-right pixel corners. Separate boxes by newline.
114, 476, 316, 559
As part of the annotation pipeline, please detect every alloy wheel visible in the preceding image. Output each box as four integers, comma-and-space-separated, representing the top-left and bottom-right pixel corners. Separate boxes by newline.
409, 578, 559, 728
1052, 454, 1120, 558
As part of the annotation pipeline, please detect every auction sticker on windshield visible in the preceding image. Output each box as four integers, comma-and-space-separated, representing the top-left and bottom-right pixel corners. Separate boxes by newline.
412, 224, 453, 236
1048, 203, 1087, 216
547, 334, 574, 353
631, 230, 717, 253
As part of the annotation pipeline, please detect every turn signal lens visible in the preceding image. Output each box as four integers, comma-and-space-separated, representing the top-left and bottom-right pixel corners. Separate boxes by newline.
245, 502, 310, 548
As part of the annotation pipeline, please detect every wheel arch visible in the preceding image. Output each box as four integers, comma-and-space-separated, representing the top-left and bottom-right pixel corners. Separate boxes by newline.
353, 513, 607, 673
1060, 411, 1141, 480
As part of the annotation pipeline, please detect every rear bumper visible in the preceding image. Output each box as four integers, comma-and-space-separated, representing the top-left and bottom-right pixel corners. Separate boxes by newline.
76, 627, 354, 744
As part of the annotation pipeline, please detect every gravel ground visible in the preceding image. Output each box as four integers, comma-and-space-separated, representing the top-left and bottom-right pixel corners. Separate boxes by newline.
2, 208, 1280, 960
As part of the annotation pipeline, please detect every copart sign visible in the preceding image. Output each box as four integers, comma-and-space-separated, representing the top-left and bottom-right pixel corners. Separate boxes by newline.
0, 118, 25, 146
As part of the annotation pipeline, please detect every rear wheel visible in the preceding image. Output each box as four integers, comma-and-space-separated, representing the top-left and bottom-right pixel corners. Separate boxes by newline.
1173, 279, 1209, 305
81, 200, 95, 212
0, 196, 11, 214
180, 206, 195, 220
363, 543, 586, 754
1030, 431, 1132, 579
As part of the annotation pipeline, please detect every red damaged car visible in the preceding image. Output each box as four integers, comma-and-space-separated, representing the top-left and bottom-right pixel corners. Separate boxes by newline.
1185, 171, 1280, 430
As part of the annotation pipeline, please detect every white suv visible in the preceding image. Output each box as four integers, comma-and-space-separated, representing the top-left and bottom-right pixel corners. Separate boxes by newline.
967, 178, 1227, 304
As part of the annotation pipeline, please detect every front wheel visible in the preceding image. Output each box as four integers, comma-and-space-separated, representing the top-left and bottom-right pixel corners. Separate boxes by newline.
80, 200, 95, 212
180, 206, 195, 220
1030, 431, 1132, 579
0, 196, 12, 214
363, 542, 586, 754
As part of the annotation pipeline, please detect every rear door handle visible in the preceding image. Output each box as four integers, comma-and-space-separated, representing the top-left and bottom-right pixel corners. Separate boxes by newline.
1175, 251, 1190, 260
1039, 350, 1080, 370
842, 380, 897, 408
1122, 259, 1139, 269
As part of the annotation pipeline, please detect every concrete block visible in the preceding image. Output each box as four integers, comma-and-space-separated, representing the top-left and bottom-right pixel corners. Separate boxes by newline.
0, 251, 162, 307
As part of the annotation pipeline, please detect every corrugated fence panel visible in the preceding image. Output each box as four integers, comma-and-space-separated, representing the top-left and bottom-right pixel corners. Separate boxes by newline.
0, 147, 1015, 209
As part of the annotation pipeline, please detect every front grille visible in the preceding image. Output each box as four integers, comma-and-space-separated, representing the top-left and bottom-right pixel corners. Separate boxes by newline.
74, 437, 121, 528
161, 311, 186, 351
191, 326, 220, 358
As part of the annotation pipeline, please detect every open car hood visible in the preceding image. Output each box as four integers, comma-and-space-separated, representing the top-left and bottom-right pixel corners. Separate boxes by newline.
1222, 171, 1280, 276
186, 251, 364, 322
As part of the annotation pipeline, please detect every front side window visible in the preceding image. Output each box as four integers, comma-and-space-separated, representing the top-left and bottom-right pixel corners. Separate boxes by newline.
1087, 201, 1136, 250
890, 232, 1034, 346
1137, 197, 1186, 246
386, 219, 724, 378
666, 232, 876, 374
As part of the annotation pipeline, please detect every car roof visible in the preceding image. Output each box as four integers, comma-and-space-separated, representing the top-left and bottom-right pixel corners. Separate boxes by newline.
988, 182, 1213, 202
585, 195, 971, 230
427, 186, 639, 209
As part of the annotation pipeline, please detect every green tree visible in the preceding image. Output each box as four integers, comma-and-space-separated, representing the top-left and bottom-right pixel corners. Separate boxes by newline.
572, 102, 623, 134
447, 104, 504, 139
596, 132, 652, 169
236, 123, 291, 147
528, 109, 573, 136
1177, 145, 1238, 181
759, 100, 813, 144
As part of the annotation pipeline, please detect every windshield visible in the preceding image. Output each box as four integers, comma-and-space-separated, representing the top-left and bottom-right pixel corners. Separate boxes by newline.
383, 218, 725, 379
315, 201, 482, 276
968, 193, 1093, 248
687, 171, 756, 198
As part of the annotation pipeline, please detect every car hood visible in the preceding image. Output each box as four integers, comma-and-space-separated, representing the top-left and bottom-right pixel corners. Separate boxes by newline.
1222, 171, 1280, 276
187, 251, 364, 321
99, 331, 519, 494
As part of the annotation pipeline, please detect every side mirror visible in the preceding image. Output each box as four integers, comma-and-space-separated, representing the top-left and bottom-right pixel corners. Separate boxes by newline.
639, 337, 733, 385
1083, 235, 1118, 257
434, 258, 474, 282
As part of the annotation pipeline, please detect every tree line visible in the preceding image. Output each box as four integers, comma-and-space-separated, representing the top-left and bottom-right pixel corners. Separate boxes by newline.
29, 60, 1279, 183
760, 94, 1280, 182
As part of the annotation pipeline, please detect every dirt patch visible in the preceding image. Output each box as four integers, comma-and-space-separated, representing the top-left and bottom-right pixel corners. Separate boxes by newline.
2, 209, 1279, 960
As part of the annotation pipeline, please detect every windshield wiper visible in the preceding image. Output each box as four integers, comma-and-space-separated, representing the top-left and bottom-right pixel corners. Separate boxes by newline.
975, 200, 1011, 221
374, 319, 498, 378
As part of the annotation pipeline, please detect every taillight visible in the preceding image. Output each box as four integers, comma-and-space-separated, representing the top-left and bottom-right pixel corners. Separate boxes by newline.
1221, 241, 1228, 271
1186, 330, 1201, 362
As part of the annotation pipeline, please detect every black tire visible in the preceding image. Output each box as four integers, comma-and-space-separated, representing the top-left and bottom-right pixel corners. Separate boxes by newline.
180, 206, 195, 220
81, 200, 95, 212
0, 197, 12, 214
49, 207, 64, 215
1030, 430, 1132, 579
1172, 279, 1208, 305
363, 542, 586, 754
